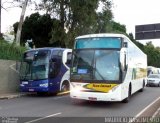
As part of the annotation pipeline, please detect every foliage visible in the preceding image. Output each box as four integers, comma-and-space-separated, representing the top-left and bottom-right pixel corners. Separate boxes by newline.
50, 19, 67, 47
96, 9, 113, 33
13, 22, 19, 35
13, 0, 128, 48
0, 40, 26, 61
144, 42, 160, 67
111, 21, 126, 33
36, 0, 113, 48
14, 13, 54, 48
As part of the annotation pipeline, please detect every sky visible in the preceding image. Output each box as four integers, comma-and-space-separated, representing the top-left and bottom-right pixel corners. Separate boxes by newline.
112, 0, 160, 46
112, 0, 160, 33
2, 0, 35, 33
2, 0, 160, 46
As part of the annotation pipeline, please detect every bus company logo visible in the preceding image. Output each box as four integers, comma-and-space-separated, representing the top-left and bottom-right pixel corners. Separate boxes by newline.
84, 83, 117, 93
93, 84, 111, 88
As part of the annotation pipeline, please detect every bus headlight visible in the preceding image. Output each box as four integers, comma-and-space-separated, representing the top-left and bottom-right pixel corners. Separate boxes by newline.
109, 85, 119, 93
20, 84, 25, 87
39, 83, 48, 87
71, 86, 81, 93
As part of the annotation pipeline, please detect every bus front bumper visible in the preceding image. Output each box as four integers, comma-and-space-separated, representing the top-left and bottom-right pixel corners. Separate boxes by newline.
70, 90, 122, 102
20, 85, 49, 92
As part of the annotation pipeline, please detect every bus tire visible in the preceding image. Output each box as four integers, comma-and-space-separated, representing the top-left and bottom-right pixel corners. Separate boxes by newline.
61, 81, 70, 92
139, 81, 145, 92
122, 84, 131, 103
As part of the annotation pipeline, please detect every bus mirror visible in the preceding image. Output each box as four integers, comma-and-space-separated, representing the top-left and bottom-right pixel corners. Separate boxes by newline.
123, 42, 128, 48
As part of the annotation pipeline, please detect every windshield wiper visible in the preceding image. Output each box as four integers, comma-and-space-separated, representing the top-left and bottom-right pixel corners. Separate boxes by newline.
92, 54, 105, 80
93, 66, 105, 80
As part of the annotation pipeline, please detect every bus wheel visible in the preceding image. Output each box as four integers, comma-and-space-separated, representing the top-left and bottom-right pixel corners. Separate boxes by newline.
139, 81, 145, 92
122, 84, 131, 103
61, 81, 70, 92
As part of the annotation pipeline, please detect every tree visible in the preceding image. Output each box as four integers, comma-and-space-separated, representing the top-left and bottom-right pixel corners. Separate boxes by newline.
128, 33, 134, 41
96, 1, 113, 33
111, 21, 126, 33
36, 0, 113, 48
141, 41, 160, 67
13, 12, 55, 47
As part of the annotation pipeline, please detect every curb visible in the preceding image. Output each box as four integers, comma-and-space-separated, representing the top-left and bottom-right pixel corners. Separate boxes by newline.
0, 93, 27, 100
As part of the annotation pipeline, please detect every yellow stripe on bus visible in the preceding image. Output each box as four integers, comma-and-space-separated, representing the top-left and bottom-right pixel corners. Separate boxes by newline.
84, 83, 118, 93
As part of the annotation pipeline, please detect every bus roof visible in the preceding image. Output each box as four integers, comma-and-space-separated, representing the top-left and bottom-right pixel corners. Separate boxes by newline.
75, 33, 127, 39
25, 47, 70, 53
75, 33, 146, 57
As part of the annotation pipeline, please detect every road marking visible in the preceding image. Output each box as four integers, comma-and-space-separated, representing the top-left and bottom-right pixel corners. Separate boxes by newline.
129, 96, 160, 123
152, 107, 160, 118
25, 112, 61, 123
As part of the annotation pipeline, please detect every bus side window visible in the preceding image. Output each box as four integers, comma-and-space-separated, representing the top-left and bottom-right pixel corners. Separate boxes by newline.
124, 53, 127, 71
66, 52, 72, 67
49, 58, 61, 78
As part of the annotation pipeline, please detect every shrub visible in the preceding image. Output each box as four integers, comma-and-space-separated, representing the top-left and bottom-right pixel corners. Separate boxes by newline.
0, 40, 26, 61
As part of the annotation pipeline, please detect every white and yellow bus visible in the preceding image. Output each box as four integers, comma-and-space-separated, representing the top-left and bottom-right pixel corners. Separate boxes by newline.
70, 33, 147, 103
147, 66, 160, 76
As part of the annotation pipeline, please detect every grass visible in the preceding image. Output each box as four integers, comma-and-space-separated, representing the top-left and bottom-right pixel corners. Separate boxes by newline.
0, 39, 26, 61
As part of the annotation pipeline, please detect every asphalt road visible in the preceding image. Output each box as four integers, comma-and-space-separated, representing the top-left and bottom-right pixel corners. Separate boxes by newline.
0, 87, 159, 123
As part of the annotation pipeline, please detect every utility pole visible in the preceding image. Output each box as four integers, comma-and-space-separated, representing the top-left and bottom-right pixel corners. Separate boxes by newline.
16, 0, 28, 46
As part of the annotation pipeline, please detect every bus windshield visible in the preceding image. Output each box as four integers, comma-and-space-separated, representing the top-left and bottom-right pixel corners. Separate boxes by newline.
20, 50, 50, 80
71, 49, 120, 81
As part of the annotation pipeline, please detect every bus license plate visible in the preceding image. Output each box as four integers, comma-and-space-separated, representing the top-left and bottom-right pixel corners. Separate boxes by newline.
29, 89, 34, 92
88, 97, 97, 101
